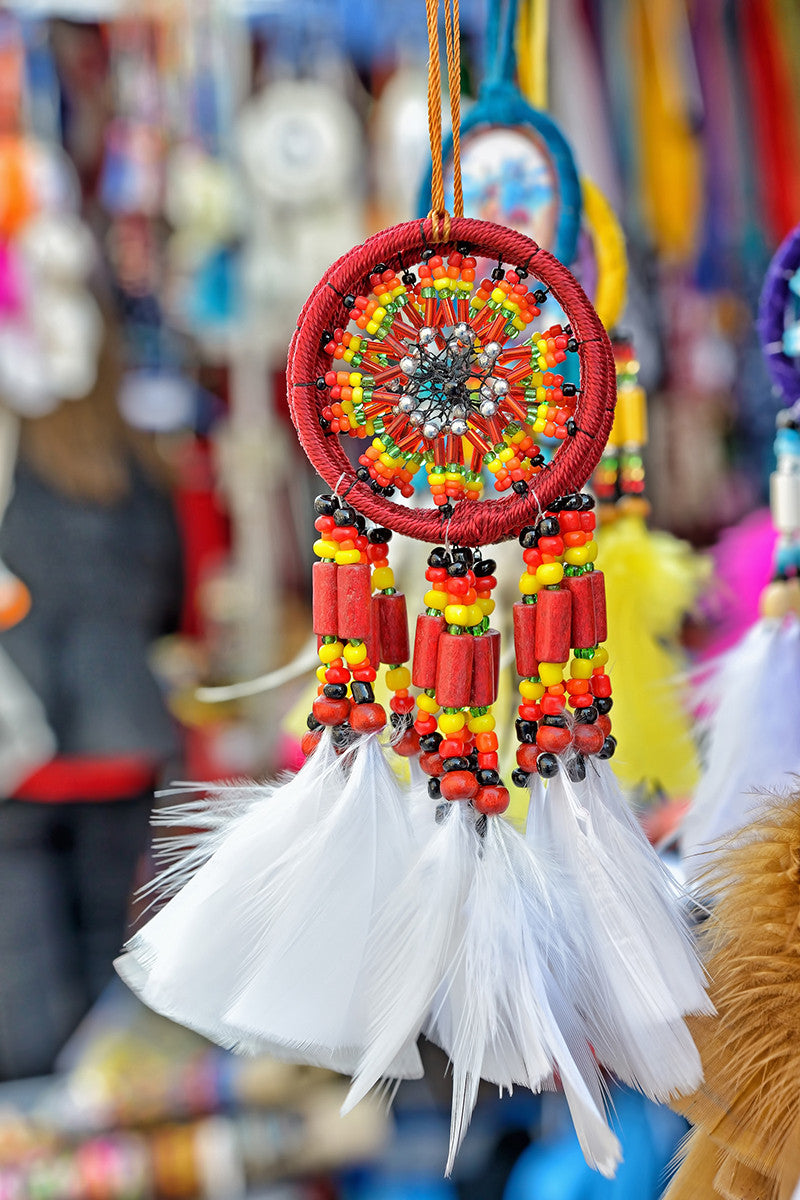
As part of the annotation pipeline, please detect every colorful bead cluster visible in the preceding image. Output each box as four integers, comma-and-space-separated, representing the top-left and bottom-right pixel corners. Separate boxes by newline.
594, 339, 648, 514
511, 492, 615, 783
306, 494, 414, 753
318, 250, 580, 506
410, 547, 509, 816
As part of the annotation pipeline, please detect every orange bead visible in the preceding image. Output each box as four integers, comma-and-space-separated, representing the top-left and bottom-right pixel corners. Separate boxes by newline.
475, 731, 499, 753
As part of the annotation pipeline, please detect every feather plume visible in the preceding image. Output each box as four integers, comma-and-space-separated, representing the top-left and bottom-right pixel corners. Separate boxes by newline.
528, 760, 711, 1102
666, 789, 800, 1200
682, 616, 800, 869
116, 732, 422, 1078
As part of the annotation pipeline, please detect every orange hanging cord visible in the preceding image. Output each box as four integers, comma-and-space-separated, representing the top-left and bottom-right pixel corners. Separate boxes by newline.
426, 0, 463, 240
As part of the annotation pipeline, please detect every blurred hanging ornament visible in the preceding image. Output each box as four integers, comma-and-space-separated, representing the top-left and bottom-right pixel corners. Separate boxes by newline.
116, 1, 707, 1179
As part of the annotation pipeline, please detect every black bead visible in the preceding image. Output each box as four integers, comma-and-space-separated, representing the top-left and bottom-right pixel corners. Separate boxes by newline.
343, 294, 355, 309
447, 559, 468, 577
515, 718, 538, 743
519, 525, 537, 549
368, 526, 392, 544
566, 419, 577, 437
439, 501, 454, 518
515, 265, 529, 279
598, 736, 617, 760
476, 768, 500, 786
473, 558, 496, 577
334, 504, 357, 526
427, 777, 442, 799
319, 418, 332, 433
428, 546, 448, 568
307, 713, 322, 730
391, 711, 414, 730
356, 466, 370, 482
373, 262, 387, 274
579, 493, 596, 510
541, 714, 567, 728
402, 271, 417, 286
567, 337, 579, 352
511, 767, 531, 788
574, 705, 599, 724
594, 697, 613, 715
315, 377, 327, 390
321, 329, 332, 344
434, 802, 448, 823
452, 546, 473, 563
567, 754, 586, 782
456, 242, 471, 255
314, 494, 338, 516
491, 265, 505, 280
562, 493, 583, 511
467, 750, 479, 770
421, 248, 434, 262
548, 496, 564, 511
531, 453, 545, 467
538, 516, 559, 537
562, 383, 577, 397
512, 480, 529, 494
536, 753, 559, 778
442, 756, 470, 773
323, 683, 348, 700
383, 485, 396, 497
353, 514, 367, 533
533, 288, 547, 303
351, 681, 375, 704
332, 723, 354, 748
420, 732, 443, 752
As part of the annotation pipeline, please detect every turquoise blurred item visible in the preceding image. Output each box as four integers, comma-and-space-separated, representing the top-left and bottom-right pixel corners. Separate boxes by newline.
504, 1089, 687, 1200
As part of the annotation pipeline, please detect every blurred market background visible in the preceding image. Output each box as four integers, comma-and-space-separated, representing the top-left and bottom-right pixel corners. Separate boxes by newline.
0, 0, 794, 1197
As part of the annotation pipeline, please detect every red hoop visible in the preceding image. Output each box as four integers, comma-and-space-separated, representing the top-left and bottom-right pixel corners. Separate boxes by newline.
288, 217, 615, 546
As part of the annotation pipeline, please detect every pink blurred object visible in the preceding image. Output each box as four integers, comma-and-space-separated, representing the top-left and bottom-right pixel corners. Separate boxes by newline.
697, 508, 776, 660
278, 732, 305, 773
0, 241, 24, 317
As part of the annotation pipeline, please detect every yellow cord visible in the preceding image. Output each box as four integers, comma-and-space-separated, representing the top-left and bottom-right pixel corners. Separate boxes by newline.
517, 0, 549, 109
581, 178, 628, 330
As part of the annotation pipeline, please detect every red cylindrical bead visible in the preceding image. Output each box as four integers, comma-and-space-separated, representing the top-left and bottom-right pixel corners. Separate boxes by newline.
564, 574, 596, 649
337, 564, 372, 641
436, 632, 474, 709
365, 596, 381, 671
513, 602, 538, 677
490, 627, 501, 687
375, 592, 409, 664
590, 570, 608, 643
534, 588, 572, 663
312, 562, 338, 637
470, 631, 500, 707
412, 614, 445, 689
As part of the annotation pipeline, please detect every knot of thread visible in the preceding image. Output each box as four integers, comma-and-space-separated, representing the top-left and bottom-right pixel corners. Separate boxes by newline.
428, 208, 452, 243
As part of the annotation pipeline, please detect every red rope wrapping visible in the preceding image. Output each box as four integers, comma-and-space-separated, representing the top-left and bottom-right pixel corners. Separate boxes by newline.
288, 217, 616, 546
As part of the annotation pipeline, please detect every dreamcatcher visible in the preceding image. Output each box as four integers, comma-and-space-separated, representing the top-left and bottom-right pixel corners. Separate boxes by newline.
116, 0, 708, 1177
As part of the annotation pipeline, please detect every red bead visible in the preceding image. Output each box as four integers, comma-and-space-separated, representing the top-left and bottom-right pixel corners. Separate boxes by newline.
390, 694, 415, 714
312, 696, 351, 726
538, 536, 564, 556
564, 573, 596, 649
376, 592, 409, 664
572, 723, 605, 756
571, 694, 595, 708
440, 737, 465, 758
415, 713, 438, 735
535, 587, 572, 663
541, 695, 565, 715
516, 743, 540, 772
477, 752, 498, 770
413, 614, 445, 690
425, 566, 448, 584
591, 673, 612, 698
314, 515, 335, 533
312, 561, 338, 636
436, 632, 474, 709
337, 563, 372, 641
393, 729, 421, 757
447, 576, 469, 596
597, 714, 612, 737
420, 751, 445, 777
325, 666, 350, 685
349, 702, 387, 733
513, 602, 538, 677
474, 785, 510, 816
475, 731, 498, 753
440, 770, 479, 801
536, 725, 572, 754
352, 667, 377, 682
367, 544, 390, 563
518, 703, 541, 722
301, 730, 322, 758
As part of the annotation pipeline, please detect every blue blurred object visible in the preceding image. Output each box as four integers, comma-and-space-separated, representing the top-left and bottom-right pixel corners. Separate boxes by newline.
504, 1088, 687, 1200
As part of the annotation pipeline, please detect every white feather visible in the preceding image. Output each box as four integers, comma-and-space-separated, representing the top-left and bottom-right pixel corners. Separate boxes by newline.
682, 617, 800, 868
527, 759, 711, 1102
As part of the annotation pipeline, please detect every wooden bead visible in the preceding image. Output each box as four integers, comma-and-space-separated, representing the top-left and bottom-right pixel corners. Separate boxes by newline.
365, 597, 381, 673
597, 714, 612, 737
469, 630, 500, 707
393, 728, 420, 757
312, 562, 338, 636
513, 602, 538, 677
440, 769, 479, 801
536, 724, 572, 754
337, 563, 372, 641
474, 785, 510, 815
572, 723, 605, 756
589, 570, 608, 643
516, 742, 540, 772
563, 573, 596, 649
436, 632, 474, 709
349, 701, 387, 733
420, 751, 445, 776
534, 587, 572, 664
412, 614, 445, 689
312, 695, 351, 726
375, 592, 409, 664
301, 730, 322, 758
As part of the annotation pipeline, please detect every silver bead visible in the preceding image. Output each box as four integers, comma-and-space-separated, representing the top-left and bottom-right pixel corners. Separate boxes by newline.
450, 418, 468, 436
423, 420, 441, 439
418, 326, 436, 345
400, 354, 418, 375
492, 378, 509, 396
450, 403, 467, 419
409, 411, 424, 426
479, 399, 498, 417
484, 341, 501, 359
398, 394, 416, 412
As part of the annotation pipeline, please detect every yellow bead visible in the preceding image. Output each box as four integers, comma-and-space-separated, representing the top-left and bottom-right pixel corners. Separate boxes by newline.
570, 658, 593, 679
511, 430, 525, 443
417, 692, 439, 713
316, 665, 327, 683
379, 452, 396, 468
348, 372, 362, 386
519, 572, 541, 595
532, 418, 546, 434
335, 549, 362, 565
366, 321, 378, 335
564, 546, 590, 566
593, 645, 609, 666
585, 540, 598, 563
313, 539, 337, 559
444, 604, 469, 626
424, 589, 448, 610
428, 472, 446, 485
468, 713, 496, 733
519, 679, 545, 700
341, 400, 354, 414
319, 641, 343, 663
498, 447, 514, 462
374, 307, 387, 321
536, 562, 564, 586
386, 666, 410, 690
487, 459, 502, 474
477, 597, 495, 615
539, 661, 566, 686
491, 287, 506, 303
343, 349, 354, 362
343, 641, 367, 665
351, 387, 363, 402
372, 437, 386, 451
465, 604, 484, 627
372, 566, 395, 590
439, 711, 466, 733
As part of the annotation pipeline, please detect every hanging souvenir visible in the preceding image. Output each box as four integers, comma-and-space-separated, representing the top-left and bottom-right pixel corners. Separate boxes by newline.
682, 232, 800, 865
117, 1, 708, 1178
759, 220, 800, 405
417, 0, 581, 265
